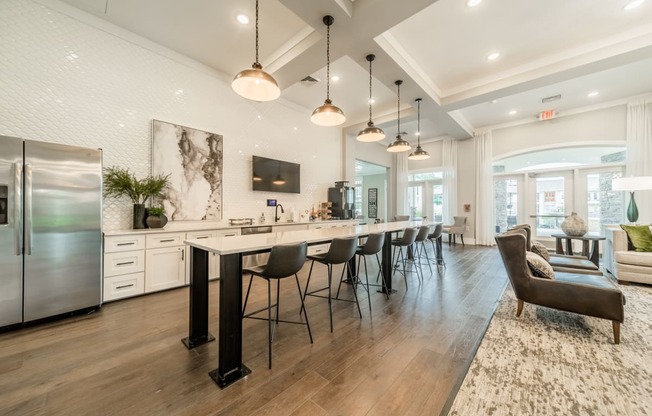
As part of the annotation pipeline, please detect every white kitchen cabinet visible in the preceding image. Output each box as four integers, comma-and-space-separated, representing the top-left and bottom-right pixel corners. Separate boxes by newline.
214, 229, 241, 278
185, 230, 219, 283
103, 235, 146, 302
145, 245, 186, 293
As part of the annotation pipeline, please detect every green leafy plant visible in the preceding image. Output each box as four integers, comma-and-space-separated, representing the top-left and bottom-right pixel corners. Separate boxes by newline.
147, 206, 165, 216
104, 166, 171, 205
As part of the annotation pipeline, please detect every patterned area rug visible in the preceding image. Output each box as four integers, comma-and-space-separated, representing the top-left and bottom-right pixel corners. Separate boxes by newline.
449, 284, 652, 415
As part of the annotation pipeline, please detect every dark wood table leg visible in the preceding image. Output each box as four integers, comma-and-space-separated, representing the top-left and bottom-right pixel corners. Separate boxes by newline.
555, 237, 564, 255
182, 247, 215, 349
208, 252, 251, 388
589, 240, 600, 267
581, 240, 590, 258
565, 238, 573, 256
379, 230, 396, 294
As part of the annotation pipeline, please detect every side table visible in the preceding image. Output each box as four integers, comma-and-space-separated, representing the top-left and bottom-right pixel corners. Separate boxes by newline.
550, 233, 605, 267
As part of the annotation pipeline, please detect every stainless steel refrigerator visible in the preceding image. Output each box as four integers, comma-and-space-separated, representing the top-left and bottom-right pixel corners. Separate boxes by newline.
0, 136, 102, 328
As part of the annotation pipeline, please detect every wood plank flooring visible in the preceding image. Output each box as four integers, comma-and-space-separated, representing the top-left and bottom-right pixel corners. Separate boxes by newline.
0, 243, 507, 416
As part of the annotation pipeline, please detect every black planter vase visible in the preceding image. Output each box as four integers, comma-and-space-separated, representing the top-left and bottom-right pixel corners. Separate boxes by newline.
133, 204, 148, 229
146, 214, 168, 229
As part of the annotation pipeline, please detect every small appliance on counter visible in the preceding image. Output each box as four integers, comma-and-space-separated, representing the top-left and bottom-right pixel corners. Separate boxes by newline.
328, 181, 355, 220
228, 218, 254, 226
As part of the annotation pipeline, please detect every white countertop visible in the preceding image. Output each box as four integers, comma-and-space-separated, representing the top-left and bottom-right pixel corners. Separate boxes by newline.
185, 221, 428, 255
104, 219, 361, 236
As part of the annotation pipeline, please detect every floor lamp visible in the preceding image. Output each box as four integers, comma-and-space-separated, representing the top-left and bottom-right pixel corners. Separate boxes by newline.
612, 176, 652, 223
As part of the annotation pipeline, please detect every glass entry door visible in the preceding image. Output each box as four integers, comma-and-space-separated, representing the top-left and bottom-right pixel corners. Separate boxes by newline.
494, 175, 523, 233
531, 172, 572, 237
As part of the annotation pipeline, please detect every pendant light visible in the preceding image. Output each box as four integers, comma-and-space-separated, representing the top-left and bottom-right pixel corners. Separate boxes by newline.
387, 80, 411, 152
311, 16, 346, 126
408, 98, 431, 160
232, 0, 281, 102
357, 54, 385, 142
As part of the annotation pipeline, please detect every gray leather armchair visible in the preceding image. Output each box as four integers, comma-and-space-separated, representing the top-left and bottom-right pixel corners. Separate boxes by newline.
495, 230, 625, 344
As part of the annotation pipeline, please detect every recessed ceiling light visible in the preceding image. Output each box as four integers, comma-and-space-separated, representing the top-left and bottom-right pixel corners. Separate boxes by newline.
368, 98, 375, 104
467, 0, 482, 7
490, 99, 498, 104
623, 0, 644, 11
236, 13, 250, 24
509, 110, 517, 115
588, 91, 599, 97
331, 75, 340, 82
487, 52, 500, 61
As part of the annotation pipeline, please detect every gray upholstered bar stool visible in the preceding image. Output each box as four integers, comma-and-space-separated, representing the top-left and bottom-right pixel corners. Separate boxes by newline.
413, 225, 433, 275
427, 223, 446, 269
351, 232, 387, 312
391, 227, 420, 289
302, 237, 360, 333
242, 241, 311, 369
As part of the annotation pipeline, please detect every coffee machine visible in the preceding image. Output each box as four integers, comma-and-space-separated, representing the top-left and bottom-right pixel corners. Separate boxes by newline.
328, 181, 355, 219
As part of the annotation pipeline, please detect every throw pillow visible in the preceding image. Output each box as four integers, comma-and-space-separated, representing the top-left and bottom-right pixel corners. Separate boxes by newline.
620, 224, 652, 252
525, 251, 555, 279
530, 240, 550, 261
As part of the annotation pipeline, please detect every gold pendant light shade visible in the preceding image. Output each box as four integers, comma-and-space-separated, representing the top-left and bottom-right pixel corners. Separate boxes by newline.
408, 98, 430, 160
311, 99, 346, 126
357, 54, 385, 142
387, 80, 411, 153
232, 1, 280, 102
232, 63, 280, 102
312, 16, 345, 126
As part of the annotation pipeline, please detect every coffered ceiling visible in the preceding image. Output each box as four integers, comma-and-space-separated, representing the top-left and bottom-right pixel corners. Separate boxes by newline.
59, 0, 652, 142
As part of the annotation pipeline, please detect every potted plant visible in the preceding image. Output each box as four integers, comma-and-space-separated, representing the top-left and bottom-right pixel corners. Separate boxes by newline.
104, 166, 171, 229
146, 206, 168, 229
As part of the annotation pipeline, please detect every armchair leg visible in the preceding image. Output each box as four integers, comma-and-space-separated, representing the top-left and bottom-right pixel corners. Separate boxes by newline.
460, 234, 464, 246
516, 299, 524, 317
612, 321, 620, 345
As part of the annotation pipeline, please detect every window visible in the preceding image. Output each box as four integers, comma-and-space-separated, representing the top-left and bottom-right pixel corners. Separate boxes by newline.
408, 171, 443, 221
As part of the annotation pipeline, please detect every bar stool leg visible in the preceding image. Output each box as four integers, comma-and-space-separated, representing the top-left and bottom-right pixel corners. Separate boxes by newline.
327, 264, 334, 333
346, 262, 363, 319
267, 279, 272, 369
295, 274, 313, 344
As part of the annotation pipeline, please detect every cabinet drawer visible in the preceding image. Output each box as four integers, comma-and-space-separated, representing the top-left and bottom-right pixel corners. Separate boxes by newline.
186, 230, 218, 240
103, 272, 145, 302
146, 232, 185, 249
105, 235, 146, 253
104, 250, 145, 277
308, 243, 329, 256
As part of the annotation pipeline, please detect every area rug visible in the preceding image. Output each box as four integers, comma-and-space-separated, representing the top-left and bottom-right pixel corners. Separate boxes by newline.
448, 284, 652, 415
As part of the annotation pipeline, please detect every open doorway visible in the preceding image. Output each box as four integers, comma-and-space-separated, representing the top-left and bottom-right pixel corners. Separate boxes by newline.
355, 160, 388, 224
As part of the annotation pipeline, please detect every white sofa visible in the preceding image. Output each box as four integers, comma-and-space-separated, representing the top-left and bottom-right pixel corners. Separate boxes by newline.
603, 225, 652, 285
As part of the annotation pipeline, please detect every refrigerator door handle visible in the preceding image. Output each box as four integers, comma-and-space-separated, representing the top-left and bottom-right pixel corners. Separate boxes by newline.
14, 162, 23, 256
24, 163, 33, 255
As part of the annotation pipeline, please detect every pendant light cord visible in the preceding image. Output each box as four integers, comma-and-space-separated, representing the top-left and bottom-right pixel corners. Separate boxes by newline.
255, 0, 259, 64
326, 22, 331, 101
417, 99, 421, 146
397, 82, 401, 135
368, 58, 373, 123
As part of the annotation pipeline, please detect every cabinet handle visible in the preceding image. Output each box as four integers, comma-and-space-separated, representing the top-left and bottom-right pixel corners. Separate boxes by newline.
197, 236, 209, 239
181, 250, 185, 261
116, 284, 135, 290
224, 234, 236, 237
160, 239, 175, 243
116, 261, 135, 266
117, 242, 135, 246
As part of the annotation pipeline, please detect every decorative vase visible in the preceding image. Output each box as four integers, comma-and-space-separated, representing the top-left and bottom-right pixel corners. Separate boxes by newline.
133, 204, 148, 229
561, 212, 587, 236
146, 214, 168, 229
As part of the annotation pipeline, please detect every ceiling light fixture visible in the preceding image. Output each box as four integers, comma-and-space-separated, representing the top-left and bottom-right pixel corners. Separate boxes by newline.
387, 80, 411, 153
408, 98, 430, 160
487, 52, 500, 61
311, 16, 346, 126
357, 54, 385, 142
467, 0, 483, 7
624, 0, 644, 10
331, 75, 340, 81
588, 91, 599, 97
236, 13, 250, 25
231, 0, 280, 102
509, 110, 517, 115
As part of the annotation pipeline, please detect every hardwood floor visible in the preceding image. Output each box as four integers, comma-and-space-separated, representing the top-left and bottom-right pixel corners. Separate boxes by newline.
0, 243, 507, 416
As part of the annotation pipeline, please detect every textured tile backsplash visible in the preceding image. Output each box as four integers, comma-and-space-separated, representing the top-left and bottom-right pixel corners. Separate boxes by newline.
0, 0, 342, 231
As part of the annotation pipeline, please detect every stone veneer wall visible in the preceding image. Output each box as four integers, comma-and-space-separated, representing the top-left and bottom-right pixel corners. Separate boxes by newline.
0, 0, 341, 231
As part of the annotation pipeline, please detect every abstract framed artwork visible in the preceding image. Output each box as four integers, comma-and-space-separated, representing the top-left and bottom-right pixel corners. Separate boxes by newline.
152, 120, 223, 220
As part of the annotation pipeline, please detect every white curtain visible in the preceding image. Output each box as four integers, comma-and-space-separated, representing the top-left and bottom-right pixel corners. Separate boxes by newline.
626, 99, 652, 224
395, 152, 409, 217
474, 130, 494, 246
442, 138, 457, 224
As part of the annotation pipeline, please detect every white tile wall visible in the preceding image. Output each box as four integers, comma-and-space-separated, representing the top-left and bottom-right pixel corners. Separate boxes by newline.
0, 0, 342, 231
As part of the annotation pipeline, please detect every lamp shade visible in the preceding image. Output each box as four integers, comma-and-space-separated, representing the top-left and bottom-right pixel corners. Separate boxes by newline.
612, 176, 652, 191
357, 122, 385, 142
232, 64, 281, 102
387, 135, 411, 152
311, 99, 346, 126
408, 145, 430, 160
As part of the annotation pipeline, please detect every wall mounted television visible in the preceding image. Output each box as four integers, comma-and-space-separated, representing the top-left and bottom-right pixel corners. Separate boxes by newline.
252, 155, 300, 194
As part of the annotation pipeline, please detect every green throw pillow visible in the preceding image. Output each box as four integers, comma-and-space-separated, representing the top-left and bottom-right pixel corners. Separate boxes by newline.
620, 224, 652, 252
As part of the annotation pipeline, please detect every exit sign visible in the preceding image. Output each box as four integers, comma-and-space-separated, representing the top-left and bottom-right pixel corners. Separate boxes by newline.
539, 110, 556, 120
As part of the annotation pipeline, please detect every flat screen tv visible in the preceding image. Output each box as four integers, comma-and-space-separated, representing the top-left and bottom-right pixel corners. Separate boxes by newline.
252, 156, 300, 194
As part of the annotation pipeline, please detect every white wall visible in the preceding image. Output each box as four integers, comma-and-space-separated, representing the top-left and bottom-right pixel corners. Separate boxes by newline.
0, 0, 341, 231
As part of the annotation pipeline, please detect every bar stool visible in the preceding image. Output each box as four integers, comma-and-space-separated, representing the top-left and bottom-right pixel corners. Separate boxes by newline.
242, 241, 311, 369
302, 237, 360, 333
391, 227, 420, 290
351, 232, 387, 312
427, 223, 446, 269
413, 225, 433, 275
